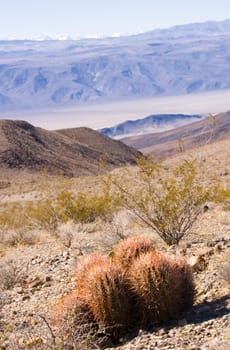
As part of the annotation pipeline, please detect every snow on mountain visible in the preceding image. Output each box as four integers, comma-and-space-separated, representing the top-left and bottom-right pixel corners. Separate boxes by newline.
1, 20, 230, 111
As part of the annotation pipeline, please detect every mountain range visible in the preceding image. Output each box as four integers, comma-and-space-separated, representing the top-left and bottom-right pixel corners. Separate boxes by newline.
1, 20, 230, 112
122, 111, 230, 157
99, 114, 203, 138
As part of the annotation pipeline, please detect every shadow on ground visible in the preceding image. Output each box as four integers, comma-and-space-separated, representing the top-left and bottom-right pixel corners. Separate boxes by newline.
122, 294, 230, 345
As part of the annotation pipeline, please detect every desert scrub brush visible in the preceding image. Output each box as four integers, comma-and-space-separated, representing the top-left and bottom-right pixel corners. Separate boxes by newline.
128, 251, 195, 327
112, 235, 155, 271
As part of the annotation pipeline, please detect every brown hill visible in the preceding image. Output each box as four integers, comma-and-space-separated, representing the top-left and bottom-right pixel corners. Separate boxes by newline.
0, 120, 141, 176
122, 111, 230, 157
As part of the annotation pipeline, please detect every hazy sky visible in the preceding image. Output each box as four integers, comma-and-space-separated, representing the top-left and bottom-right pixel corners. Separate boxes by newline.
0, 0, 230, 39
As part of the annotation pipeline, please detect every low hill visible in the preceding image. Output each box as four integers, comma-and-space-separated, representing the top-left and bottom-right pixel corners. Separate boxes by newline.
0, 120, 140, 176
122, 111, 230, 157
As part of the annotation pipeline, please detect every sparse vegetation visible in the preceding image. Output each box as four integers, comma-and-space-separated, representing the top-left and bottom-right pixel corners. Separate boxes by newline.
212, 187, 230, 211
218, 253, 230, 284
0, 120, 229, 349
0, 187, 119, 236
0, 229, 39, 247
0, 259, 26, 291
111, 157, 217, 245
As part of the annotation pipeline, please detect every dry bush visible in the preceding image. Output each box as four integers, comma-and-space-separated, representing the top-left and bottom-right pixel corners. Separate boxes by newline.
218, 253, 230, 284
54, 293, 97, 349
1, 229, 39, 247
127, 251, 195, 326
220, 263, 230, 283
112, 235, 155, 270
57, 230, 74, 248
0, 259, 26, 290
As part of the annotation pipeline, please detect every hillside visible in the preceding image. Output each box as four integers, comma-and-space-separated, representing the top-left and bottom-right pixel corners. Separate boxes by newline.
0, 120, 140, 176
122, 111, 230, 157
1, 20, 230, 112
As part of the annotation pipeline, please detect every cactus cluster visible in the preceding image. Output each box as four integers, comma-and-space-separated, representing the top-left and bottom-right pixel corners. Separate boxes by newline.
54, 235, 195, 348
128, 252, 194, 326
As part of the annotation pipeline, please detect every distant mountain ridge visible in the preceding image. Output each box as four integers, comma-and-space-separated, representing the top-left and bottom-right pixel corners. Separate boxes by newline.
122, 111, 230, 157
0, 120, 140, 176
99, 114, 203, 138
1, 20, 230, 112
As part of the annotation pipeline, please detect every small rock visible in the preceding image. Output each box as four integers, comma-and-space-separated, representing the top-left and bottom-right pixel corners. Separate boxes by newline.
45, 276, 52, 282
15, 287, 24, 294
62, 251, 69, 258
189, 255, 208, 272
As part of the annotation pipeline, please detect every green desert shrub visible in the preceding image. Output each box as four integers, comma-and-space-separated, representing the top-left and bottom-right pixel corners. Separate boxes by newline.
111, 157, 215, 245
0, 202, 26, 230
212, 187, 230, 211
30, 189, 118, 226
26, 199, 59, 231
0, 188, 119, 233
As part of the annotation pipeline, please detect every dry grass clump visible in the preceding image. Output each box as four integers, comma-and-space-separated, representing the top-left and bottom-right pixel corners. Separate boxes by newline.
220, 263, 230, 284
218, 252, 230, 284
0, 229, 39, 247
54, 236, 195, 348
54, 293, 96, 348
0, 259, 26, 290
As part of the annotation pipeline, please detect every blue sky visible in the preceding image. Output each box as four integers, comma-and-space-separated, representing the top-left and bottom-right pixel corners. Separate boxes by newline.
0, 0, 230, 39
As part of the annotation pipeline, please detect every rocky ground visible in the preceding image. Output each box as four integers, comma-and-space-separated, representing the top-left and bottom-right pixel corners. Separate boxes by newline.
0, 207, 229, 349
